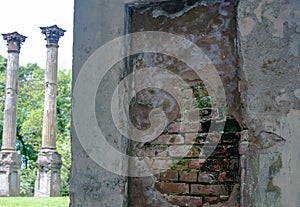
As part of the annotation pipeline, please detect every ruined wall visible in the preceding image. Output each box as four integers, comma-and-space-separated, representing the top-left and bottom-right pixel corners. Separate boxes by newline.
72, 0, 300, 206
238, 0, 300, 206
71, 0, 127, 206
127, 2, 241, 206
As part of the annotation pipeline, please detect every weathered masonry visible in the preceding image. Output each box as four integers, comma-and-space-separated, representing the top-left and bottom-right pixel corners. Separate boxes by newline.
127, 2, 241, 206
0, 26, 65, 197
71, 0, 300, 206
0, 32, 26, 196
35, 25, 66, 197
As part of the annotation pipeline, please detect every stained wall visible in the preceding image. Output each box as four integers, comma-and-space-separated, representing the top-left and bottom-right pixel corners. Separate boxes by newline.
71, 0, 300, 206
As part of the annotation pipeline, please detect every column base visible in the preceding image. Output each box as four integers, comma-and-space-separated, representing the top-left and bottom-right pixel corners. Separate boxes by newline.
0, 151, 21, 196
34, 149, 62, 197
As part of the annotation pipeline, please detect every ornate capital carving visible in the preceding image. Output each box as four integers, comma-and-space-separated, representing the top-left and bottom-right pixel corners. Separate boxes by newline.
36, 150, 62, 172
0, 151, 22, 169
40, 25, 66, 47
2, 32, 26, 53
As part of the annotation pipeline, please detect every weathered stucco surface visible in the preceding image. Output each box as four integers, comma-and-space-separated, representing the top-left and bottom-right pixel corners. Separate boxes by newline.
128, 2, 241, 206
72, 0, 300, 206
238, 0, 300, 206
71, 0, 127, 206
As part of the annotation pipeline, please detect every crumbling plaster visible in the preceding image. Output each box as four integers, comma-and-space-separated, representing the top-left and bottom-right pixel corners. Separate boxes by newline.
238, 0, 300, 206
71, 0, 300, 206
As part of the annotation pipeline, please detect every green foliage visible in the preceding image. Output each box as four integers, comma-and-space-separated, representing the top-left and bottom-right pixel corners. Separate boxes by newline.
56, 70, 71, 196
0, 55, 6, 73
17, 63, 45, 167
0, 56, 6, 145
0, 55, 71, 196
195, 96, 215, 108
20, 168, 37, 196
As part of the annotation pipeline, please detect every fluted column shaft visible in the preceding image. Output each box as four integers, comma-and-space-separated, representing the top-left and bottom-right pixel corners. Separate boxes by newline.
2, 52, 19, 151
1, 32, 26, 152
42, 44, 58, 149
35, 25, 65, 197
0, 32, 26, 197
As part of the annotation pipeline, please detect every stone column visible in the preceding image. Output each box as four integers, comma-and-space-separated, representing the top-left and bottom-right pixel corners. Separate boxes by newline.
34, 25, 65, 197
0, 32, 26, 196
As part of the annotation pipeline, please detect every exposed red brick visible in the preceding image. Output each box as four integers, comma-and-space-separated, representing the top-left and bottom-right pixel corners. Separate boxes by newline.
202, 185, 239, 207
204, 196, 223, 204
165, 195, 203, 207
189, 159, 206, 169
201, 159, 228, 171
210, 145, 239, 158
198, 172, 218, 183
155, 183, 189, 194
168, 122, 202, 133
159, 171, 178, 181
191, 184, 228, 196
184, 133, 198, 144
152, 159, 173, 170
151, 134, 184, 144
218, 172, 235, 182
179, 171, 198, 182
129, 2, 240, 207
168, 145, 192, 157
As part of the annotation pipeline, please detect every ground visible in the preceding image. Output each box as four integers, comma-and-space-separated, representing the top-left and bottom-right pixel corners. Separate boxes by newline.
0, 197, 69, 207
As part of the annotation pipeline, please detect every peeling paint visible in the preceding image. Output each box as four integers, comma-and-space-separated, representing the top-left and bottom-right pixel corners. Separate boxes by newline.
149, 0, 230, 19
257, 131, 286, 149
238, 17, 255, 36
72, 0, 300, 206
152, 3, 201, 19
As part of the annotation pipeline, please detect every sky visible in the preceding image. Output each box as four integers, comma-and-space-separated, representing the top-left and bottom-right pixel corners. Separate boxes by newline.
0, 0, 74, 70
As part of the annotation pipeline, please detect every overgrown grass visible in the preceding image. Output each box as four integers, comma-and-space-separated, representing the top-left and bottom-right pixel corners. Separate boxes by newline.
0, 197, 69, 207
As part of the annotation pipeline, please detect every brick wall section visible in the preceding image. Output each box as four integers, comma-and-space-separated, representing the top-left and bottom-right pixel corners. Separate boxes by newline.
129, 1, 240, 206
132, 69, 241, 207
142, 77, 241, 207
152, 132, 240, 206
151, 131, 241, 206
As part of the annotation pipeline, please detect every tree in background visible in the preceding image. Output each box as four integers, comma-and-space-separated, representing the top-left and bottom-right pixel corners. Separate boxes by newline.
0, 55, 71, 196
0, 55, 6, 146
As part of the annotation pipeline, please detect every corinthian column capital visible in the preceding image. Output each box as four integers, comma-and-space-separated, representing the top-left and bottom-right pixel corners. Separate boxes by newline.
2, 32, 26, 53
40, 25, 66, 47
